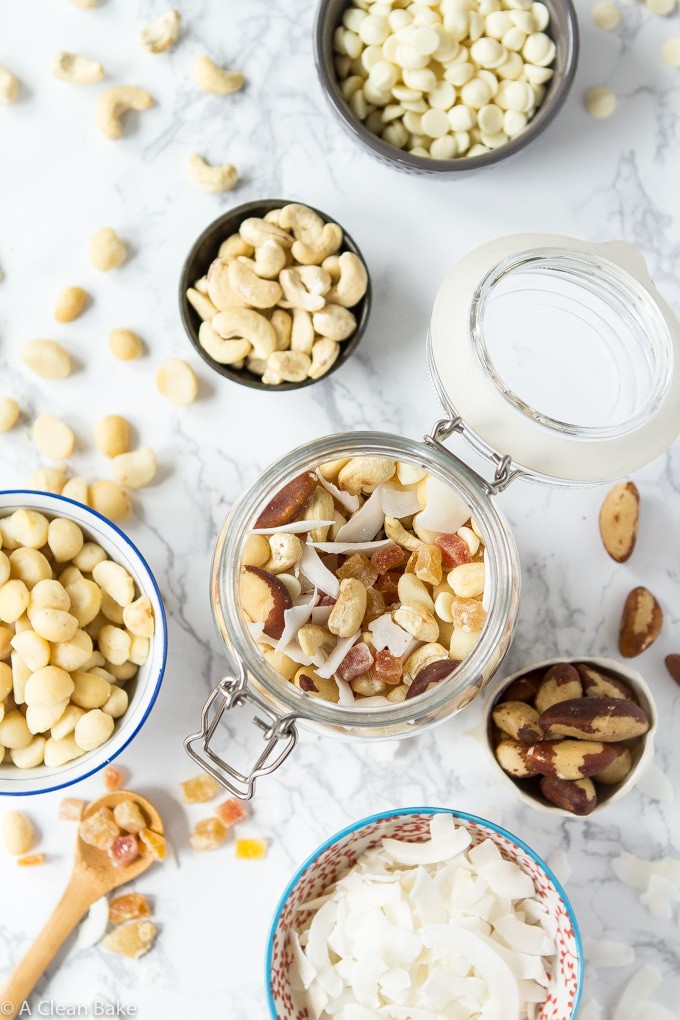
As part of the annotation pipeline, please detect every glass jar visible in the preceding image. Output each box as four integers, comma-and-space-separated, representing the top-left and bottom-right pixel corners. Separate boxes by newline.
185, 234, 680, 799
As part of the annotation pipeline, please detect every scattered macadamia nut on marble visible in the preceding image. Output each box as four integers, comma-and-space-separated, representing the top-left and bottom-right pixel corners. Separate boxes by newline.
94, 416, 132, 459
89, 228, 127, 271
108, 328, 143, 360
89, 481, 132, 522
2, 811, 34, 855
21, 340, 72, 380
55, 286, 89, 322
111, 448, 157, 489
26, 467, 67, 495
156, 359, 198, 405
0, 66, 20, 105
0, 397, 20, 433
32, 414, 75, 461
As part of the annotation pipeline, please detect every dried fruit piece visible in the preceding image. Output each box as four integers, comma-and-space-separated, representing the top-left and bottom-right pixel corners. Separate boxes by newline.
619, 587, 662, 657
362, 587, 386, 627
215, 798, 247, 829
375, 571, 400, 605
59, 798, 86, 821
540, 776, 597, 815
449, 597, 486, 632
599, 481, 639, 562
539, 697, 650, 742
108, 834, 139, 867
412, 544, 442, 585
79, 808, 119, 850
435, 532, 473, 568
109, 893, 150, 924
665, 654, 680, 687
337, 642, 374, 682
191, 817, 227, 851
17, 853, 46, 867
371, 543, 408, 575
235, 837, 267, 860
239, 566, 292, 640
103, 920, 157, 959
138, 828, 166, 861
103, 765, 123, 790
113, 800, 147, 833
372, 649, 403, 685
181, 773, 220, 804
337, 553, 379, 588
254, 472, 317, 529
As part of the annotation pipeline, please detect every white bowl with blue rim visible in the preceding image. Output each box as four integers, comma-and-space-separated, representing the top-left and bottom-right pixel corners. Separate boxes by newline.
266, 807, 583, 1019
0, 490, 167, 797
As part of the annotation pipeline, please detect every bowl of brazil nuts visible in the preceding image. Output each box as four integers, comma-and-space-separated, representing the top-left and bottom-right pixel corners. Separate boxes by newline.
314, 0, 579, 173
179, 199, 371, 390
484, 657, 658, 817
0, 491, 167, 796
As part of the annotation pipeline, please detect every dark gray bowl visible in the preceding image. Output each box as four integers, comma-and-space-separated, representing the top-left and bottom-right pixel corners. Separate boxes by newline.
314, 0, 579, 175
179, 199, 372, 391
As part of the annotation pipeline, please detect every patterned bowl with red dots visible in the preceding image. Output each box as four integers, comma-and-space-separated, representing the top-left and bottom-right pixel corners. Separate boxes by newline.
266, 807, 583, 1020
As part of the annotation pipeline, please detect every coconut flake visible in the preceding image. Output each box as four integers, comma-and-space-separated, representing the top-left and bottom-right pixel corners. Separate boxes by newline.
547, 849, 571, 886
336, 677, 355, 706
637, 764, 674, 804
300, 544, 340, 598
584, 938, 635, 969
311, 539, 394, 555
612, 852, 680, 892
636, 1002, 677, 1020
382, 816, 471, 866
75, 896, 109, 950
411, 475, 470, 535
252, 519, 335, 535
381, 485, 422, 519
316, 632, 360, 679
639, 874, 679, 919
275, 591, 315, 652
480, 860, 536, 900
368, 614, 413, 657
316, 470, 360, 513
311, 605, 333, 625
613, 966, 662, 1020
336, 486, 385, 543
246, 621, 265, 642
578, 999, 604, 1020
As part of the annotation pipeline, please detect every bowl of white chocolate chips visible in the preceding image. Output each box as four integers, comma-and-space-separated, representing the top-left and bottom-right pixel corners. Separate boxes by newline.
0, 492, 166, 796
315, 0, 579, 172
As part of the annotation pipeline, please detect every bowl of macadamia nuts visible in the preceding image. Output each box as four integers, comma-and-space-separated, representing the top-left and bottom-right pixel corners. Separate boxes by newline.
315, 0, 578, 173
485, 657, 657, 817
0, 492, 167, 796
179, 199, 371, 390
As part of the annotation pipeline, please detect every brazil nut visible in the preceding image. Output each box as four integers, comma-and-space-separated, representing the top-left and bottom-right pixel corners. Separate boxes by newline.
527, 739, 621, 780
539, 776, 598, 816
538, 696, 650, 742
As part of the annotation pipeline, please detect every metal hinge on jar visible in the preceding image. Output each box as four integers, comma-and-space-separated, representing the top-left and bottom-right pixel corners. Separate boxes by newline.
184, 664, 300, 800
424, 417, 521, 495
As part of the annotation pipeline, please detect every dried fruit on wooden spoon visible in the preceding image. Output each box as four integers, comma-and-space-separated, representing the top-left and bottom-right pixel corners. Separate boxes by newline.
599, 481, 639, 562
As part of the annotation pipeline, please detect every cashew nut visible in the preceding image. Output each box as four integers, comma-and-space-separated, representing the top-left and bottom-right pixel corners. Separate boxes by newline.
69, 0, 98, 7
207, 259, 246, 311
298, 265, 332, 297
271, 310, 292, 350
312, 304, 357, 341
338, 457, 396, 496
308, 339, 340, 380
303, 486, 335, 541
140, 10, 181, 53
403, 643, 449, 682
211, 309, 276, 359
89, 227, 127, 271
51, 51, 104, 84
228, 260, 282, 309
187, 152, 238, 192
292, 222, 343, 266
264, 209, 284, 226
279, 268, 326, 313
384, 515, 422, 551
290, 309, 315, 354
246, 355, 267, 376
322, 254, 342, 283
279, 204, 325, 244
266, 350, 311, 383
194, 55, 244, 95
0, 67, 19, 105
327, 251, 368, 308
328, 578, 367, 638
218, 234, 253, 261
253, 240, 287, 279
239, 218, 293, 250
96, 85, 154, 140
186, 287, 218, 322
264, 533, 303, 574
393, 603, 440, 642
198, 321, 251, 365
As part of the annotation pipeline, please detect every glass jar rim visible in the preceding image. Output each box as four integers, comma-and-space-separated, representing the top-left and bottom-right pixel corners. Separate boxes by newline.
211, 431, 520, 733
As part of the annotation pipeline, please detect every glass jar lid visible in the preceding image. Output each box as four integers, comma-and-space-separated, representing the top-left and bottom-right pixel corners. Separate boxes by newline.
429, 234, 680, 484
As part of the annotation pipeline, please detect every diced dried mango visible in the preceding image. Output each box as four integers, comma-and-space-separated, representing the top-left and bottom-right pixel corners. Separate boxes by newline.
139, 827, 166, 861
17, 853, 45, 867
413, 544, 442, 585
450, 597, 487, 633
79, 808, 120, 850
181, 773, 220, 804
375, 572, 400, 605
371, 543, 408, 575
103, 765, 123, 791
436, 533, 472, 568
337, 642, 374, 683
235, 838, 267, 860
215, 798, 247, 830
113, 799, 147, 834
109, 893, 151, 924
190, 817, 227, 852
108, 834, 139, 868
337, 553, 379, 588
372, 648, 403, 685
59, 798, 86, 821
362, 586, 386, 627
102, 920, 157, 959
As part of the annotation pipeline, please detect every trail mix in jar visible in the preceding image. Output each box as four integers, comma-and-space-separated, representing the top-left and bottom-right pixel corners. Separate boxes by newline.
238, 457, 488, 705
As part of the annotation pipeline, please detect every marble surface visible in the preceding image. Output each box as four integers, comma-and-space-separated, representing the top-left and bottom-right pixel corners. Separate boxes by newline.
1, 0, 679, 1016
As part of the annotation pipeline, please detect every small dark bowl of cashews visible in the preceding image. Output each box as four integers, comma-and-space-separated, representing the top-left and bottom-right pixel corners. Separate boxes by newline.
179, 199, 372, 391
484, 656, 658, 817
314, 0, 579, 174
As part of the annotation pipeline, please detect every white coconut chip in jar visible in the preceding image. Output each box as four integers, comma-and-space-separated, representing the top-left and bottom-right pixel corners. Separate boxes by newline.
380, 485, 422, 519
315, 471, 360, 514
368, 613, 413, 657
335, 486, 385, 543
311, 539, 393, 555
411, 476, 471, 535
252, 519, 335, 535
299, 544, 340, 598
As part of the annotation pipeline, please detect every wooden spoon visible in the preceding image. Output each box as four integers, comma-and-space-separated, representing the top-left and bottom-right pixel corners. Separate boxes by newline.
1, 791, 163, 1019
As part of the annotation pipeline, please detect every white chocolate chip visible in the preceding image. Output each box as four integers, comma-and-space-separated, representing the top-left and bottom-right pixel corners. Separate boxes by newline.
592, 1, 622, 29
645, 0, 675, 14
584, 85, 617, 118
662, 37, 680, 65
